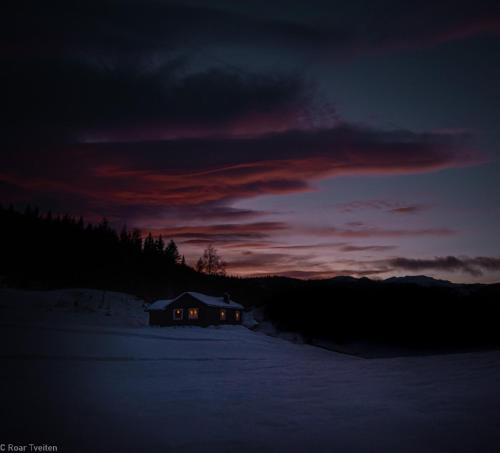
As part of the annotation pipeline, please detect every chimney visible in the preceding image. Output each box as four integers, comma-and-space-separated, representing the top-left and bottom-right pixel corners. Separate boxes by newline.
223, 292, 230, 304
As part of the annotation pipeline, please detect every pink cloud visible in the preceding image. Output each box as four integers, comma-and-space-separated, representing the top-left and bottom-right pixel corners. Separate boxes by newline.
316, 225, 455, 238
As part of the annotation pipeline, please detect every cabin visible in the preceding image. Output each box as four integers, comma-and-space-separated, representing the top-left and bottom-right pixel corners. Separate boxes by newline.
147, 292, 244, 327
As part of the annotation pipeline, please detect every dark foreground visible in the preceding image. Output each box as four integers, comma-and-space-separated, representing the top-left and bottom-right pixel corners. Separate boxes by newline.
2, 289, 500, 453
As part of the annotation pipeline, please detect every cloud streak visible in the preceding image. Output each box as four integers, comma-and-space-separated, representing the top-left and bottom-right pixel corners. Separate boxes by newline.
336, 200, 430, 215
242, 255, 500, 280
146, 222, 289, 243
317, 225, 455, 238
387, 256, 500, 277
0, 125, 478, 224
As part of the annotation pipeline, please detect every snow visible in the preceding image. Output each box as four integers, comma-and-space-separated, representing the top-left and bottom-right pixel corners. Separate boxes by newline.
0, 287, 147, 326
147, 291, 244, 310
1, 288, 500, 452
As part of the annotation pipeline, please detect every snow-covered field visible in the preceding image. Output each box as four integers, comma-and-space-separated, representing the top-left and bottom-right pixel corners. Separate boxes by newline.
1, 289, 500, 453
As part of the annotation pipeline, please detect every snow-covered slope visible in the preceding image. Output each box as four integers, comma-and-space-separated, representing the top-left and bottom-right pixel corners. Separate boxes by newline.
1, 288, 500, 453
0, 287, 147, 326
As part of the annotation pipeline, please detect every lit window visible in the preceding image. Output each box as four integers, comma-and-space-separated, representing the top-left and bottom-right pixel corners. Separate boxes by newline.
235, 311, 240, 321
173, 308, 183, 320
188, 308, 199, 320
219, 309, 226, 321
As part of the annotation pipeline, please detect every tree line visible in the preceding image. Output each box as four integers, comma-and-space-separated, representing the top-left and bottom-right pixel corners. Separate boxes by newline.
0, 204, 224, 295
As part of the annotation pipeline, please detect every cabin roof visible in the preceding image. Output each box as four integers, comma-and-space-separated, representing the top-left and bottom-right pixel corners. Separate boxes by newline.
147, 291, 244, 311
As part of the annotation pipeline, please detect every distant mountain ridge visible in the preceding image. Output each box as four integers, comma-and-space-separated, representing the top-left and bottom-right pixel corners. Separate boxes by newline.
383, 275, 456, 287
323, 274, 459, 287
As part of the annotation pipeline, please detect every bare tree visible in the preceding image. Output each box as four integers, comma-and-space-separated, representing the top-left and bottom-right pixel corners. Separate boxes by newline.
196, 244, 227, 276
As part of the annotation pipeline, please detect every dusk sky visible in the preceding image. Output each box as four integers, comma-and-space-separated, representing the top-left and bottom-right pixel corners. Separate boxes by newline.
2, 0, 500, 282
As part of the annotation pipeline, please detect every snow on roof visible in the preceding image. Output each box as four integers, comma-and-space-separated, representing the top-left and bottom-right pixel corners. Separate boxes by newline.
147, 292, 244, 311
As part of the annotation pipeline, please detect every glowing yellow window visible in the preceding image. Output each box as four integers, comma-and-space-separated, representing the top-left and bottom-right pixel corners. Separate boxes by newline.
219, 309, 226, 321
235, 310, 240, 321
188, 308, 199, 320
173, 308, 183, 320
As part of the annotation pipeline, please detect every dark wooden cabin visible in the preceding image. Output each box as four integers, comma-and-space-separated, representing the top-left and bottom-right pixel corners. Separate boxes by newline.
147, 292, 244, 327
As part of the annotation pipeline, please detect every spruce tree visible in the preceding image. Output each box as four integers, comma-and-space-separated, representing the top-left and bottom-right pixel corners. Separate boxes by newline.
165, 239, 180, 264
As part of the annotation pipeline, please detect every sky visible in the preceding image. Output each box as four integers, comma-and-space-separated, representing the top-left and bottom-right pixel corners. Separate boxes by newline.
2, 0, 500, 282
